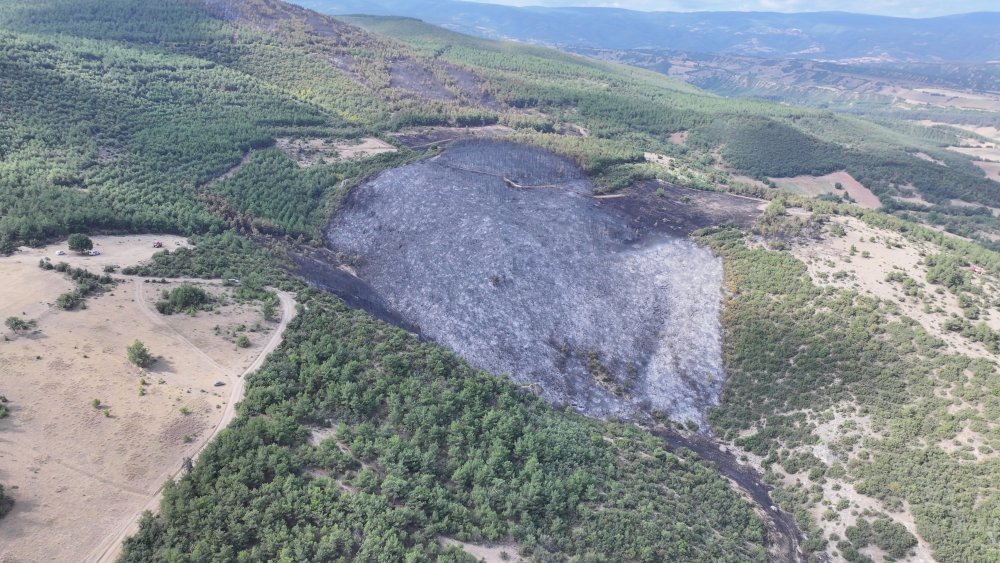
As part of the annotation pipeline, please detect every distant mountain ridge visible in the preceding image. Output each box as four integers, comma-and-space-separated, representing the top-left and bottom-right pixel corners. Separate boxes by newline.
295, 0, 1000, 63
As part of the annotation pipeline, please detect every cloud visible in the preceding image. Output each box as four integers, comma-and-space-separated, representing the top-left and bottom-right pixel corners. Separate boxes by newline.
465, 0, 998, 17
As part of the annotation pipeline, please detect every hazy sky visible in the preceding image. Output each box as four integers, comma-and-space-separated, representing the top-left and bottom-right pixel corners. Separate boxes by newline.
465, 0, 996, 17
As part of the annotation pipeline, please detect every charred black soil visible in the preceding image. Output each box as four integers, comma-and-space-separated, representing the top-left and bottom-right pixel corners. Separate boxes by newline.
600, 179, 764, 236
390, 125, 514, 150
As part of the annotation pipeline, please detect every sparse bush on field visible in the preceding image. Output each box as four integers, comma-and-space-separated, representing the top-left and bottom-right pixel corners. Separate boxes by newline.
156, 284, 210, 315
126, 340, 154, 368
4, 316, 35, 333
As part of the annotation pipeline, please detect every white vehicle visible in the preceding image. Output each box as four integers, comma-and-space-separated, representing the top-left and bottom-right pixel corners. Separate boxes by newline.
87, 249, 101, 256
55, 250, 66, 256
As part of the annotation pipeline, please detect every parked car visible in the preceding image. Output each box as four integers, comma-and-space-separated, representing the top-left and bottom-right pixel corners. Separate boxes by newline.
55, 250, 65, 256
87, 249, 101, 256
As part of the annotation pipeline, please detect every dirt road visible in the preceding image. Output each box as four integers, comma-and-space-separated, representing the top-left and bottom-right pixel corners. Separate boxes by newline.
87, 285, 296, 563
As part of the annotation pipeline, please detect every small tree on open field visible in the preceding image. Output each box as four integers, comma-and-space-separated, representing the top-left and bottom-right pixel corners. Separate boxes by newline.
67, 233, 93, 254
4, 316, 35, 333
126, 339, 154, 368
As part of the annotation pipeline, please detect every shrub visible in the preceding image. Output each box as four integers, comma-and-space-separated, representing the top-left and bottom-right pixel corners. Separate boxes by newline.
55, 292, 82, 310
236, 334, 251, 348
261, 301, 277, 322
126, 340, 154, 367
157, 284, 210, 315
4, 316, 34, 333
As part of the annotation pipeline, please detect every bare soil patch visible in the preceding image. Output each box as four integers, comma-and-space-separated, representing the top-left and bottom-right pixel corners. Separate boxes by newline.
274, 137, 397, 166
643, 151, 675, 169
440, 538, 524, 562
139, 281, 279, 375
0, 237, 275, 563
949, 198, 1000, 217
770, 171, 881, 209
559, 122, 589, 137
885, 86, 1000, 112
917, 121, 1000, 140
971, 159, 1000, 182
947, 144, 1000, 162
668, 130, 689, 145
9, 234, 189, 273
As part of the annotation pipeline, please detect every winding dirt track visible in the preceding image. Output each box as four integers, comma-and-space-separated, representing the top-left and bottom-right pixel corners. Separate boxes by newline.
86, 280, 296, 563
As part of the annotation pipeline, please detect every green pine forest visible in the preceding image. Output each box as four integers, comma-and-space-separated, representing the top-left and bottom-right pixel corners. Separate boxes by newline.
1, 0, 999, 561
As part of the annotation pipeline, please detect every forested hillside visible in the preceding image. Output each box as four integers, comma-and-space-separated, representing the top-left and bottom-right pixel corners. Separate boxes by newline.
2, 1, 1000, 562
119, 288, 767, 562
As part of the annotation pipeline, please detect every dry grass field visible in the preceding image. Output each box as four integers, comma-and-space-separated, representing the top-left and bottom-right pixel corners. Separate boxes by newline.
274, 137, 397, 166
0, 236, 290, 563
770, 171, 882, 209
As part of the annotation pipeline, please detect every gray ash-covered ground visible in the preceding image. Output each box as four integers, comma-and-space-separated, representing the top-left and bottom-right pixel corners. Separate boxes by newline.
325, 141, 740, 426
